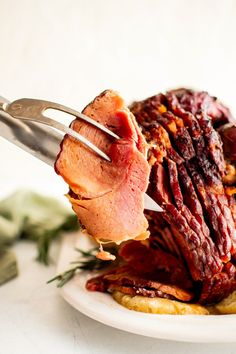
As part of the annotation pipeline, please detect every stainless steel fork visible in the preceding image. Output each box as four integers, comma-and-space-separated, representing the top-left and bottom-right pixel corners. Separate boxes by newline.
0, 96, 163, 212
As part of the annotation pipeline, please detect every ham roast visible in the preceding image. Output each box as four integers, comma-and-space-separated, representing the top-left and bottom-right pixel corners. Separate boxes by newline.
87, 88, 236, 306
55, 90, 150, 244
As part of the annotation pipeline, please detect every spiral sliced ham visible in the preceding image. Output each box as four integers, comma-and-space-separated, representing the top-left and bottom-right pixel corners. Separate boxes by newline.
87, 88, 236, 306
55, 90, 150, 243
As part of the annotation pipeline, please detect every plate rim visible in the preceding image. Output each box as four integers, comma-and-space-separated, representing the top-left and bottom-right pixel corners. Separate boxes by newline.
57, 233, 236, 343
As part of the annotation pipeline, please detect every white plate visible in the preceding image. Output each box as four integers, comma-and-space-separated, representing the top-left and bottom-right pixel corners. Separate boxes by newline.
57, 232, 236, 343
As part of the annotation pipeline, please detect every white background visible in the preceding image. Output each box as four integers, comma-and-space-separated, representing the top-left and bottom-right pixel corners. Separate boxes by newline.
0, 0, 236, 353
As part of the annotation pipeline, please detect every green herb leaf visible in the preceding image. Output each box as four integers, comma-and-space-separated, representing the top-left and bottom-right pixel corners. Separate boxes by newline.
47, 246, 118, 287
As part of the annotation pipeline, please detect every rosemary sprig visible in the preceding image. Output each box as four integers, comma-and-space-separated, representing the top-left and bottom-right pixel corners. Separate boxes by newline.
47, 246, 118, 288
27, 214, 79, 265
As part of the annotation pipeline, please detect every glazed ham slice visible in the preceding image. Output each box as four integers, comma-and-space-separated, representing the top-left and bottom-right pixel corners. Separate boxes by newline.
55, 90, 150, 243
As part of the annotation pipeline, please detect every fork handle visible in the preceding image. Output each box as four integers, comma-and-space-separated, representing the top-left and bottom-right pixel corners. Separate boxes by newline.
0, 97, 61, 167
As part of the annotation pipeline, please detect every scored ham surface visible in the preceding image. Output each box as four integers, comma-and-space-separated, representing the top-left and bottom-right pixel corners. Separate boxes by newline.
87, 88, 236, 306
55, 90, 150, 243
130, 88, 236, 304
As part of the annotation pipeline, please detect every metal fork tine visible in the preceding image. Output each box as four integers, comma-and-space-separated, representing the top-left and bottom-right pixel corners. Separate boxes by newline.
5, 98, 112, 161
45, 100, 120, 140
61, 124, 111, 161
7, 98, 120, 139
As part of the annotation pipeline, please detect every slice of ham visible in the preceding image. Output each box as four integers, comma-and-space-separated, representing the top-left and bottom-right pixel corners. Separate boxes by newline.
86, 265, 193, 302
55, 90, 150, 243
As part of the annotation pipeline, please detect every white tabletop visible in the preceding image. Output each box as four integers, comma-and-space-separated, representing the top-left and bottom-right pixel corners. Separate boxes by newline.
0, 0, 236, 352
0, 241, 235, 354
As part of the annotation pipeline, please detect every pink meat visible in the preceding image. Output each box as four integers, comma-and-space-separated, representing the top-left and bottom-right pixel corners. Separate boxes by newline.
55, 90, 150, 243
